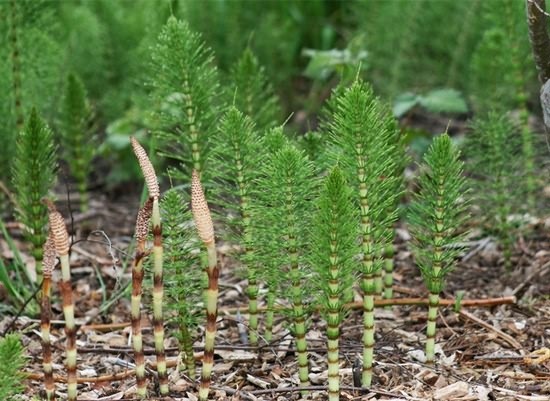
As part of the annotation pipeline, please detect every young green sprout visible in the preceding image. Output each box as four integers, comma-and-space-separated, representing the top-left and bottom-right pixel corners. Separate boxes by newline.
310, 166, 357, 401
130, 137, 169, 395
408, 133, 469, 363
41, 232, 56, 401
327, 80, 400, 387
129, 198, 153, 397
44, 199, 77, 401
191, 170, 219, 401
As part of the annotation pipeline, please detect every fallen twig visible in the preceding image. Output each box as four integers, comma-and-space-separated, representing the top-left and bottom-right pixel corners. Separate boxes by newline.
458, 309, 523, 350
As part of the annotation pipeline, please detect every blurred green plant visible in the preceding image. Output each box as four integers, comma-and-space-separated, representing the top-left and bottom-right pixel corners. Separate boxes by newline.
60, 73, 96, 212
0, 333, 26, 400
12, 108, 57, 282
393, 89, 468, 118
229, 47, 282, 130
408, 133, 469, 363
466, 113, 522, 270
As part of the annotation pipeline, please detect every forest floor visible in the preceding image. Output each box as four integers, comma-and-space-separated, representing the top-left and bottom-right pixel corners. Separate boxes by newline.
1, 186, 549, 401
2, 105, 550, 401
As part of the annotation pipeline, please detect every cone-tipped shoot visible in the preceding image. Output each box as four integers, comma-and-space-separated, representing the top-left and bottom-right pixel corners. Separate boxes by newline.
44, 199, 77, 401
310, 166, 357, 401
191, 170, 219, 401
327, 80, 400, 387
130, 136, 168, 395
130, 198, 153, 398
131, 136, 160, 199
41, 232, 56, 401
407, 133, 469, 363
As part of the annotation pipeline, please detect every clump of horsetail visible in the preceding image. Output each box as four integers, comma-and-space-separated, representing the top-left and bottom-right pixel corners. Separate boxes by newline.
44, 199, 77, 401
129, 197, 153, 397
466, 113, 521, 270
130, 137, 169, 395
41, 232, 56, 401
191, 170, 219, 401
162, 188, 202, 379
254, 142, 317, 388
12, 108, 57, 282
327, 80, 400, 387
60, 73, 96, 212
310, 167, 357, 401
212, 106, 262, 345
407, 133, 469, 363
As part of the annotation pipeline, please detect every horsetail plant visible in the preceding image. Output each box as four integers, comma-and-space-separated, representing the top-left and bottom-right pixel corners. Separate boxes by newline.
130, 137, 169, 395
212, 106, 262, 345
230, 47, 281, 130
328, 80, 400, 387
129, 197, 153, 398
12, 108, 57, 282
310, 166, 357, 401
466, 113, 521, 270
60, 73, 96, 212
41, 232, 56, 401
162, 188, 203, 379
408, 133, 469, 363
150, 16, 221, 182
191, 170, 219, 401
44, 199, 77, 401
254, 143, 317, 388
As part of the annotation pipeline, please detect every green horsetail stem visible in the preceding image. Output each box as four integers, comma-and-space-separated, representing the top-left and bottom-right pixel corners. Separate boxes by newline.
179, 322, 196, 378
45, 200, 77, 401
130, 137, 169, 395
41, 233, 56, 401
264, 288, 276, 343
383, 243, 395, 302
191, 171, 219, 401
408, 134, 468, 364
310, 167, 357, 401
130, 198, 153, 397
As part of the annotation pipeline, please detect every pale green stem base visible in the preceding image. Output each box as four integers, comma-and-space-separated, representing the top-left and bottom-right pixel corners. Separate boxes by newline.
425, 292, 439, 363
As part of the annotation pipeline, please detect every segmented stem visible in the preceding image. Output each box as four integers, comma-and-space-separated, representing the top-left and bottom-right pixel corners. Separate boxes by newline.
425, 292, 439, 363
357, 153, 377, 388
152, 197, 168, 395
327, 255, 341, 401
179, 323, 196, 378
191, 171, 219, 401
383, 243, 395, 302
264, 288, 275, 343
131, 198, 152, 398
